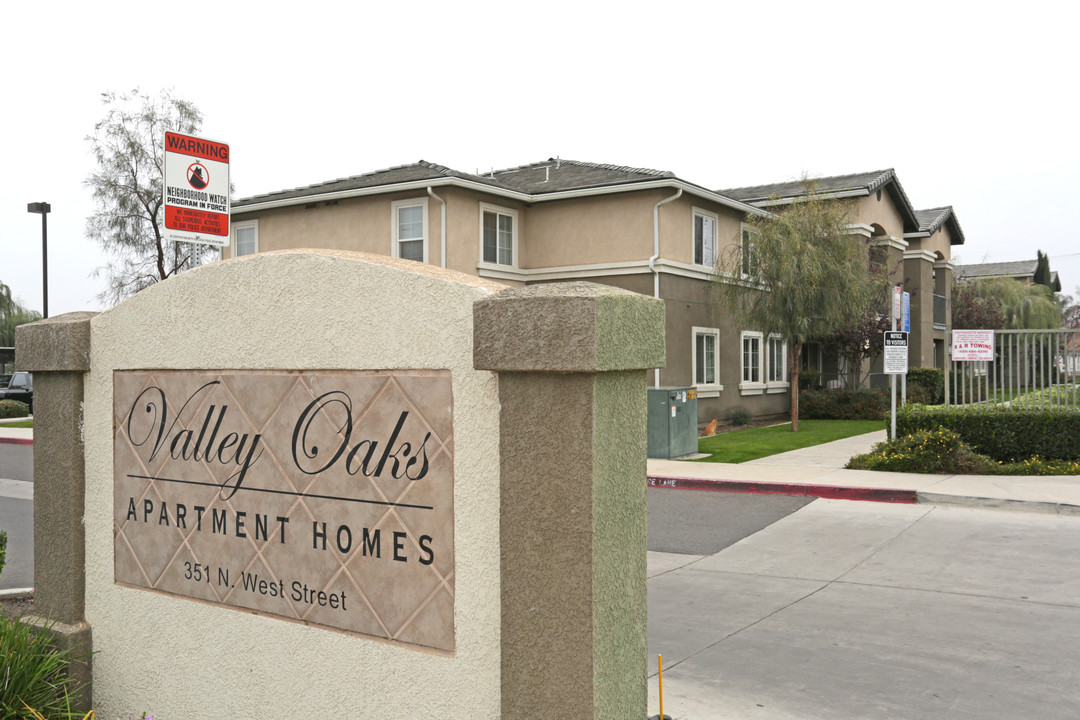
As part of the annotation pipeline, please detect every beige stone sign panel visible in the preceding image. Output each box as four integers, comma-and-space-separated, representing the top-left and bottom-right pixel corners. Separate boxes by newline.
113, 369, 454, 652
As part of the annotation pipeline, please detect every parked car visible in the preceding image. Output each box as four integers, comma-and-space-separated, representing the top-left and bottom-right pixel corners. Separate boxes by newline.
0, 371, 32, 414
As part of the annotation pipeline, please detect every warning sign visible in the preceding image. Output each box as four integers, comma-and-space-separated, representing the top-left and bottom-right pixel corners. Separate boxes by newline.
952, 329, 995, 361
883, 331, 908, 374
163, 132, 230, 247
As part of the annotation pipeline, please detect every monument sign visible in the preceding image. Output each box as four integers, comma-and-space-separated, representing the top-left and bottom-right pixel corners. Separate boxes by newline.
113, 369, 454, 651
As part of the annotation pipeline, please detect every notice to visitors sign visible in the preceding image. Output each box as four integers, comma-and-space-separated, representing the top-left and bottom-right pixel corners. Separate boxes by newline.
883, 331, 908, 374
163, 132, 230, 246
113, 369, 455, 651
952, 329, 995, 361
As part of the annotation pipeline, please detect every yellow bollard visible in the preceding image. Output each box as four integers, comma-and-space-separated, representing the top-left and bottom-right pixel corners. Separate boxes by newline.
659, 654, 664, 720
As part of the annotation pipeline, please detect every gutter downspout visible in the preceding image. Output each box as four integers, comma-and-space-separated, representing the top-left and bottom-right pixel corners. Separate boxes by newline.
427, 187, 446, 268
651, 188, 682, 387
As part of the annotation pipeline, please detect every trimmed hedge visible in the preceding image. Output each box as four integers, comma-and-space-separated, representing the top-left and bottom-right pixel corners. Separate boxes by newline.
906, 367, 944, 405
0, 399, 29, 419
799, 388, 888, 421
897, 404, 1080, 461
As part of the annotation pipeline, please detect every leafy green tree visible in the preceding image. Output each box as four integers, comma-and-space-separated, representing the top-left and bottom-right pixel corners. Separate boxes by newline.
85, 89, 206, 305
714, 181, 889, 431
1033, 250, 1054, 289
0, 281, 42, 348
1059, 288, 1080, 329
953, 281, 1006, 330
958, 278, 1061, 329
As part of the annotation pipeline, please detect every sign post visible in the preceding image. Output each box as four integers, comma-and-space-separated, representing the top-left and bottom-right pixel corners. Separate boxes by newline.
901, 291, 910, 404
884, 330, 908, 439
163, 132, 231, 258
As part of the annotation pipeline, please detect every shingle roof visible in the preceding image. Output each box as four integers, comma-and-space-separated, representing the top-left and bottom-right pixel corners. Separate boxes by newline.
233, 160, 501, 208
956, 260, 1036, 280
720, 170, 896, 203
719, 169, 921, 234
482, 158, 675, 194
233, 157, 749, 212
955, 260, 1061, 292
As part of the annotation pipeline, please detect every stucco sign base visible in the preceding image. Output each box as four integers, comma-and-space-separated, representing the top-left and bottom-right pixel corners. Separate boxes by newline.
113, 369, 454, 652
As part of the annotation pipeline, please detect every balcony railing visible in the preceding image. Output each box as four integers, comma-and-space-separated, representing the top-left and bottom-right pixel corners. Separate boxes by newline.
933, 294, 947, 329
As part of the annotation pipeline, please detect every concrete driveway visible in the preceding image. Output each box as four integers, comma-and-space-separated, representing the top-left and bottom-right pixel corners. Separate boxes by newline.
648, 499, 1080, 719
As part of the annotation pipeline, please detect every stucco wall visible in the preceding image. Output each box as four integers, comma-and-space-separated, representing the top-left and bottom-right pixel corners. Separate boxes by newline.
82, 250, 507, 719
853, 192, 906, 239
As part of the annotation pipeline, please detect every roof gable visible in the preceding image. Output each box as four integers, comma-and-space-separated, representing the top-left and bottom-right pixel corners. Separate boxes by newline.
914, 206, 965, 246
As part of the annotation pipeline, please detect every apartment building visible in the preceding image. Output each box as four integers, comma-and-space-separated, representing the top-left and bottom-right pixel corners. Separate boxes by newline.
228, 160, 963, 424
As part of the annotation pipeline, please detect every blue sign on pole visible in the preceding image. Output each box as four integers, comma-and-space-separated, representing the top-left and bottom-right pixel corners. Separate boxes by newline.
902, 292, 911, 333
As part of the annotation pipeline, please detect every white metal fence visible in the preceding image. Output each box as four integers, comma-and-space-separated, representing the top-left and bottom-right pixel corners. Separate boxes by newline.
946, 329, 1080, 410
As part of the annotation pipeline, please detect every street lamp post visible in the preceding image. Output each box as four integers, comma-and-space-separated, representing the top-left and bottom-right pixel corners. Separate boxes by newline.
27, 202, 50, 319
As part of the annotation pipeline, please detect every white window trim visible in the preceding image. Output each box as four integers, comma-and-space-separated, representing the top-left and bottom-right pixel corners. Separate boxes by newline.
739, 222, 758, 278
232, 219, 259, 258
391, 197, 429, 263
691, 326, 723, 397
740, 331, 764, 394
766, 334, 788, 392
693, 207, 719, 268
478, 202, 519, 269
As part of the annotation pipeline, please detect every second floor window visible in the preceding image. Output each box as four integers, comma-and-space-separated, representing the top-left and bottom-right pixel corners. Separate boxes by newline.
694, 210, 716, 267
394, 201, 426, 262
234, 221, 258, 257
482, 205, 515, 266
740, 225, 757, 277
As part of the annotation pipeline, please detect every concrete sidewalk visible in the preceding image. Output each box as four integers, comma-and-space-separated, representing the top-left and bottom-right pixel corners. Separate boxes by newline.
649, 430, 1080, 515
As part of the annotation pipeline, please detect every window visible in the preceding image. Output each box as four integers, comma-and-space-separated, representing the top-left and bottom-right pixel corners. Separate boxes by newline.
392, 198, 428, 262
480, 204, 516, 266
694, 209, 717, 267
742, 332, 761, 385
767, 336, 787, 384
742, 331, 788, 394
692, 327, 722, 395
233, 221, 258, 257
740, 224, 757, 277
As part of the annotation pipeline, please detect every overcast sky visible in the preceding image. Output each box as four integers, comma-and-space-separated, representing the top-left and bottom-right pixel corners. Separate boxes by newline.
3, 0, 1077, 317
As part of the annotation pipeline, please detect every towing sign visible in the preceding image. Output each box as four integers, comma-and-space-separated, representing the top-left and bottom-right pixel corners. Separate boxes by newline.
163, 132, 230, 247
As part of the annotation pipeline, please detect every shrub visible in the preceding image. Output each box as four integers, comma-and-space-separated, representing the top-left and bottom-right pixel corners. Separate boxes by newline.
906, 367, 944, 405
0, 400, 29, 419
897, 404, 1080, 461
798, 369, 821, 391
0, 615, 86, 719
799, 387, 888, 421
1011, 384, 1080, 409
847, 427, 998, 474
729, 407, 752, 426
0, 530, 6, 580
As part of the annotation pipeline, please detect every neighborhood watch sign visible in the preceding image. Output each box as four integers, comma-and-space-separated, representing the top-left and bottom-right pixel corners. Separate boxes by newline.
113, 370, 455, 652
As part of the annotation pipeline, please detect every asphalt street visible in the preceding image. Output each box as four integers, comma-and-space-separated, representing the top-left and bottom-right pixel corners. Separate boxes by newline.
0, 442, 32, 483
647, 496, 1080, 720
648, 487, 814, 555
0, 443, 34, 590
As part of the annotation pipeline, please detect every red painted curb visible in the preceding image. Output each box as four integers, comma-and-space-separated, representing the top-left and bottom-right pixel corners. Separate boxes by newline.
647, 475, 917, 504
0, 437, 33, 446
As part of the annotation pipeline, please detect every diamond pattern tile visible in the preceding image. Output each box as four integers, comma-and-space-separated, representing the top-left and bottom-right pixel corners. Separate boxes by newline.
113, 370, 455, 652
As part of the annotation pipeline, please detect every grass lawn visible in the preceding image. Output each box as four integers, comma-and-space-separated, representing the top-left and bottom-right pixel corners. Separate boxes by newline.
0, 420, 33, 428
692, 419, 884, 464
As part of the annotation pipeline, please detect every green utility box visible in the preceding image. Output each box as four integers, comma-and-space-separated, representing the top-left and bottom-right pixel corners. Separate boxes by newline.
647, 386, 698, 459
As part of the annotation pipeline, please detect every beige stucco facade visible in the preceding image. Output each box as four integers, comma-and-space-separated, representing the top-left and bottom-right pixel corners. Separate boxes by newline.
226, 162, 964, 427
